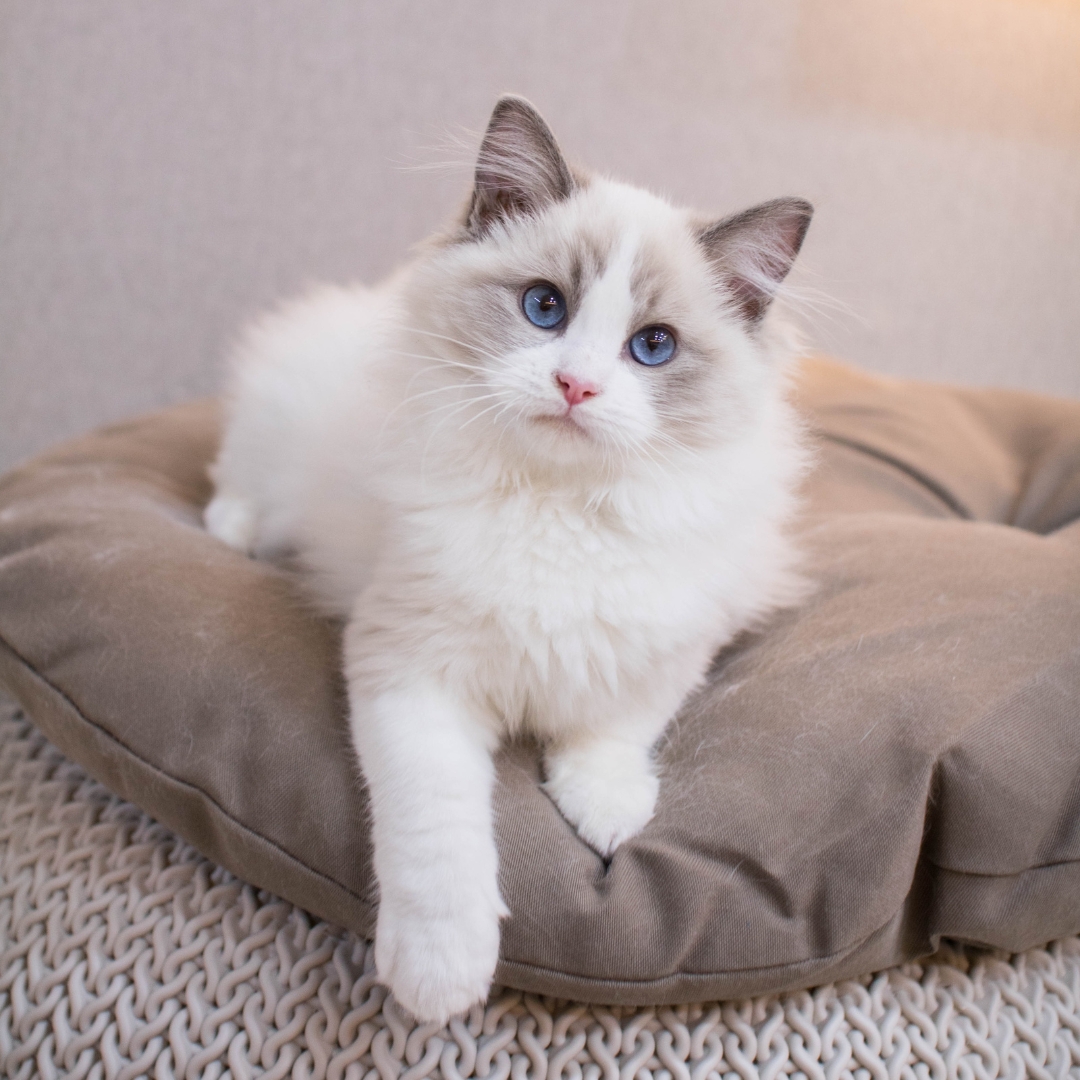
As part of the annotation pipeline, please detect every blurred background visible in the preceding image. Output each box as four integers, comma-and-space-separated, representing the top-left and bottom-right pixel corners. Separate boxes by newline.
1, 0, 1078, 472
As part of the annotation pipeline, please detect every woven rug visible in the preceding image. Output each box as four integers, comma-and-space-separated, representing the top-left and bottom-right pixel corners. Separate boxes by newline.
2, 697, 1079, 1080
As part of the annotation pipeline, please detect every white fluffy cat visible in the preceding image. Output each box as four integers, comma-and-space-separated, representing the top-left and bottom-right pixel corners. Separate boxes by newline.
205, 96, 812, 1023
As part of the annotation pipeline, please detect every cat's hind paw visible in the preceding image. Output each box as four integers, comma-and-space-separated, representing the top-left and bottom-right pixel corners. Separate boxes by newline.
204, 493, 258, 554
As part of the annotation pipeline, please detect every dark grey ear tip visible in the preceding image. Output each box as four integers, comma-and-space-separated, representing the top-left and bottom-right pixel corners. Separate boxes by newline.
791, 199, 814, 227
766, 196, 814, 222
488, 94, 547, 128
697, 197, 814, 254
787, 199, 814, 244
492, 93, 538, 111
766, 198, 813, 251
482, 95, 561, 155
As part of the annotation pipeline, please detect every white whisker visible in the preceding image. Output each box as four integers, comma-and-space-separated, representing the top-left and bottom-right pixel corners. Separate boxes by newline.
399, 326, 506, 365
426, 391, 506, 418
456, 396, 514, 432
384, 350, 478, 374
377, 365, 490, 438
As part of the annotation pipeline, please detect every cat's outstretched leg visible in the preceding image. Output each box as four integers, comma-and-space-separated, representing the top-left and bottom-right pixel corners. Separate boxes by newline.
349, 681, 507, 1024
544, 727, 662, 857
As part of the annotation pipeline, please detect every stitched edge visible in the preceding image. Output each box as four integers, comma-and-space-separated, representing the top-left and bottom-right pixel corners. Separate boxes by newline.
0, 631, 375, 922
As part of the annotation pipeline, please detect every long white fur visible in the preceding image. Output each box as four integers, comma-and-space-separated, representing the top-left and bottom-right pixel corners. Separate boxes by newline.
206, 119, 809, 1023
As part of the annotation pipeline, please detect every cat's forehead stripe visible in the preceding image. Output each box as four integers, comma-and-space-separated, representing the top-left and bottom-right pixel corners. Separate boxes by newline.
573, 224, 678, 332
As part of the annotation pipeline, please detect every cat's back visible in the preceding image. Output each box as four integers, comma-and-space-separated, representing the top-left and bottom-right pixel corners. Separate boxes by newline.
228, 283, 398, 427
210, 281, 400, 558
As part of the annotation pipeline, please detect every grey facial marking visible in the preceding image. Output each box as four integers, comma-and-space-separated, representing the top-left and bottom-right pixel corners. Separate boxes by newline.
618, 234, 748, 448
513, 222, 615, 317
629, 255, 676, 331
566, 261, 584, 313
558, 226, 614, 314
646, 345, 719, 443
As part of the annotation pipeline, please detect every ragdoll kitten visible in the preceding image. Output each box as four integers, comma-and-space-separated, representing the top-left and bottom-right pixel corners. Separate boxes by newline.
205, 96, 812, 1023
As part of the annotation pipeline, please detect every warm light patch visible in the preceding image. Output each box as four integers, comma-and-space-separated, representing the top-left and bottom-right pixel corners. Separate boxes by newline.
794, 0, 1080, 143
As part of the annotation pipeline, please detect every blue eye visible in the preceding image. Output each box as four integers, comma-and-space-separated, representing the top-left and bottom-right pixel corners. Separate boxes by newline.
522, 284, 567, 329
628, 325, 676, 366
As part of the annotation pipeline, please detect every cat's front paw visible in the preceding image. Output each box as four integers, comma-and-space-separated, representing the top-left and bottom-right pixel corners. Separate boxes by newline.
374, 884, 507, 1025
204, 493, 258, 553
544, 739, 659, 857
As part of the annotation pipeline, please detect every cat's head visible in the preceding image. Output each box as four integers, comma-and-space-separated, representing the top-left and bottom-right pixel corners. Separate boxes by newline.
399, 96, 812, 477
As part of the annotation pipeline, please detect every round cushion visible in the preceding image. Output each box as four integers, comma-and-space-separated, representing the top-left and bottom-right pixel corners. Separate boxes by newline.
0, 357, 1077, 1005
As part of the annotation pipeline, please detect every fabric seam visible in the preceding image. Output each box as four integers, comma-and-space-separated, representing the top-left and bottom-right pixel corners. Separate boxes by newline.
815, 430, 973, 520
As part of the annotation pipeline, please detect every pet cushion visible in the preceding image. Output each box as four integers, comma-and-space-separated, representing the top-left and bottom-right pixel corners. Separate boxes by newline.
0, 357, 1077, 1006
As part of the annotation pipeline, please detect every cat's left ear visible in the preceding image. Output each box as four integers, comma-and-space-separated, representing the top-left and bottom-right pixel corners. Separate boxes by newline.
697, 198, 813, 325
466, 96, 576, 236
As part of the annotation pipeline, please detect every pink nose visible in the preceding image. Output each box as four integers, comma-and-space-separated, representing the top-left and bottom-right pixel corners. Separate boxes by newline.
556, 372, 600, 407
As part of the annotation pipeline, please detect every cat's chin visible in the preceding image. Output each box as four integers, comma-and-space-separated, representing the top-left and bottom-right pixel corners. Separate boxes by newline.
531, 412, 591, 438
508, 419, 639, 479
520, 411, 606, 466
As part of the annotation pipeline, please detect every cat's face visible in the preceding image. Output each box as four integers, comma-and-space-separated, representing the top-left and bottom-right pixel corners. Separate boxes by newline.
398, 97, 811, 476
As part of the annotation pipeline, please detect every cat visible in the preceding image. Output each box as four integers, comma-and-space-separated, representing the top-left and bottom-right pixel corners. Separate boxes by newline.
204, 95, 812, 1024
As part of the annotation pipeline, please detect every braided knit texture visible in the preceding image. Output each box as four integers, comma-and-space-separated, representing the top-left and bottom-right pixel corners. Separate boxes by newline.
2, 698, 1079, 1080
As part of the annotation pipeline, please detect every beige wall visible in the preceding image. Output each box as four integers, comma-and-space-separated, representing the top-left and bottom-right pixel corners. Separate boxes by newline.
2, 0, 1078, 472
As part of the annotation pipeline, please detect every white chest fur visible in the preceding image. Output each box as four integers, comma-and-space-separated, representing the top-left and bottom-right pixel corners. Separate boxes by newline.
348, 470, 746, 739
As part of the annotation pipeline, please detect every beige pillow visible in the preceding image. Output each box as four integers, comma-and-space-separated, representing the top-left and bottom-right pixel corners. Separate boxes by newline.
1, 357, 1077, 1004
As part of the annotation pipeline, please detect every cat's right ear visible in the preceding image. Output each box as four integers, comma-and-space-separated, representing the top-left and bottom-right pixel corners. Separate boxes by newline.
697, 198, 813, 325
465, 96, 576, 236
